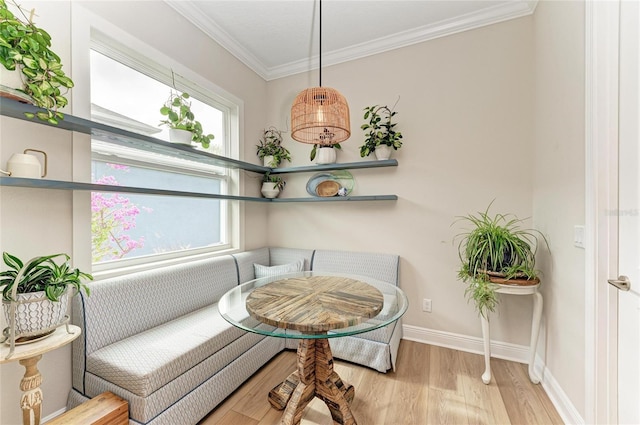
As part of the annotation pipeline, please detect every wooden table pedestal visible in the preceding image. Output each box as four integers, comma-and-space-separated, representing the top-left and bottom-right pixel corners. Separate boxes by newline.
269, 337, 356, 425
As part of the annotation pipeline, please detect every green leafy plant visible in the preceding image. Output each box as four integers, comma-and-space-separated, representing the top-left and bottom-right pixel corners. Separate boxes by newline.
310, 143, 341, 161
262, 172, 286, 191
453, 202, 549, 317
256, 127, 291, 167
159, 91, 215, 148
0, 0, 74, 124
0, 252, 92, 302
359, 105, 403, 157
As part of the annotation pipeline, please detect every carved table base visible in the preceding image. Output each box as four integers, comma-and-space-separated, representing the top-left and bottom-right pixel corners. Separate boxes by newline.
269, 338, 356, 425
19, 355, 44, 425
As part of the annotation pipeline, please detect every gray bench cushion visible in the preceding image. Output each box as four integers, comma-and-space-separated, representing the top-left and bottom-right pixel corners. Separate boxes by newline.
85, 334, 283, 424
86, 305, 262, 397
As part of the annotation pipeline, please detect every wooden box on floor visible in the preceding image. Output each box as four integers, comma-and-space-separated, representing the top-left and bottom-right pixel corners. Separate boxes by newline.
46, 392, 128, 425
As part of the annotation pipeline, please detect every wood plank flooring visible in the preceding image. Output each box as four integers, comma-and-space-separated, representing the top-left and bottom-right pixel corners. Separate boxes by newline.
199, 340, 564, 425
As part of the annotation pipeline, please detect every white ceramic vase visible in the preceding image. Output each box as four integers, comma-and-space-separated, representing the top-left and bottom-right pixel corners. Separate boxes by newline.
169, 128, 194, 146
374, 145, 392, 160
316, 147, 337, 165
261, 182, 280, 199
3, 290, 69, 337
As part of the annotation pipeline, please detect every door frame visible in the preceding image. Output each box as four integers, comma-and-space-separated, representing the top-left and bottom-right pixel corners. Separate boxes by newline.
585, 1, 619, 423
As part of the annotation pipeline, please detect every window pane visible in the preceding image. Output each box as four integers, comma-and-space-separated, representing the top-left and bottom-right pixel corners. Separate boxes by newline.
90, 50, 225, 154
91, 162, 223, 263
89, 48, 231, 265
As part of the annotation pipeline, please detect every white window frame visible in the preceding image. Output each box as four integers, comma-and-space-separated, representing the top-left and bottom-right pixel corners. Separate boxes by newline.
70, 14, 243, 277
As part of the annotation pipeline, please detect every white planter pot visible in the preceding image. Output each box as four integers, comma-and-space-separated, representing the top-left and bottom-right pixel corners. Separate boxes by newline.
374, 145, 392, 160
0, 67, 31, 103
261, 182, 280, 199
169, 128, 194, 146
263, 155, 278, 168
0, 67, 23, 90
316, 147, 337, 165
2, 290, 69, 338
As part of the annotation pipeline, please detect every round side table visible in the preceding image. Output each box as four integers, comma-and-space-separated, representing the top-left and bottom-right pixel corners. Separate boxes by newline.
1, 325, 81, 425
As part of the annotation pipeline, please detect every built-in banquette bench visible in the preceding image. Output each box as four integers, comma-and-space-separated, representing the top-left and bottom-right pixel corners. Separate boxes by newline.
67, 247, 402, 425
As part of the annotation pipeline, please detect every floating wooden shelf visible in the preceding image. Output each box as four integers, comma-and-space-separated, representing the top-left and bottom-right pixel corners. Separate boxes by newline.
0, 98, 399, 203
270, 159, 397, 174
0, 177, 270, 202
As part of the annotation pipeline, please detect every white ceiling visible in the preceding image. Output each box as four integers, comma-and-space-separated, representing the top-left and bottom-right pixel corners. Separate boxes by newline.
165, 0, 537, 81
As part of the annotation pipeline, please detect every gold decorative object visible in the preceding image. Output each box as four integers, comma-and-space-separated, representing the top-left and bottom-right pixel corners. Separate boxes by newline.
315, 180, 341, 197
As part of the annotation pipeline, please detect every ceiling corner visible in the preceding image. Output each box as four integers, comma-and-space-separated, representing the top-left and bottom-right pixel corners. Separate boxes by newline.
163, 0, 271, 80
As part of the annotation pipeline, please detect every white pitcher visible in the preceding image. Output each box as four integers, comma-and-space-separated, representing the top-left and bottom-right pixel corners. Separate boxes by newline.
0, 149, 48, 178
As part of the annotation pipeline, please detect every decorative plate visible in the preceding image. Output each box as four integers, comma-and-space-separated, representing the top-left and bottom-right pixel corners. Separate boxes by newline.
306, 170, 355, 197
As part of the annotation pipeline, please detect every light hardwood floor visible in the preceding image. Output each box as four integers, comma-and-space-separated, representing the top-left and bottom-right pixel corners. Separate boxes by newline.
200, 340, 564, 425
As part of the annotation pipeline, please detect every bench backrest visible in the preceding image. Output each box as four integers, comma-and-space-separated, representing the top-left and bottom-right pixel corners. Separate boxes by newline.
71, 255, 238, 393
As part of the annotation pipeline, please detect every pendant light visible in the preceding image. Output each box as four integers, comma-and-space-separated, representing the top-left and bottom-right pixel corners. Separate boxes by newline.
290, 0, 350, 145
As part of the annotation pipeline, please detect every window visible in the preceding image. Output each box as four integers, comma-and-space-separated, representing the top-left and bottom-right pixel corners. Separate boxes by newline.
89, 46, 238, 269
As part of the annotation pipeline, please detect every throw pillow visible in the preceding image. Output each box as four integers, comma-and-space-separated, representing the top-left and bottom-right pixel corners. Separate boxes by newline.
254, 258, 304, 279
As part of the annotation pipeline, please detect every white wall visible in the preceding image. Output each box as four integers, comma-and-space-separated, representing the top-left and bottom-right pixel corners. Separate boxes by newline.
0, 3, 74, 423
532, 0, 586, 418
0, 2, 268, 424
266, 16, 537, 343
0, 1, 589, 423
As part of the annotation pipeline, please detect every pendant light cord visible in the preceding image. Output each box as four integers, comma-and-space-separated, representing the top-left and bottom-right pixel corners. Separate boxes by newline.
319, 0, 322, 87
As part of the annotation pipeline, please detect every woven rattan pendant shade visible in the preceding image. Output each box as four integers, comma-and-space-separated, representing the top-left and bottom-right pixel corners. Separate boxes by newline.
291, 86, 350, 144
290, 0, 350, 145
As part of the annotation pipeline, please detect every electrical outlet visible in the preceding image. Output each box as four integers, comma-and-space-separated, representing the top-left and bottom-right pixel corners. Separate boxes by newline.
422, 298, 432, 313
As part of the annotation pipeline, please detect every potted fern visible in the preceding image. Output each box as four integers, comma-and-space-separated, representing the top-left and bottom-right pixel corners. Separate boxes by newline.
453, 203, 548, 317
0, 252, 92, 339
0, 0, 74, 124
256, 127, 291, 168
359, 105, 403, 160
159, 91, 215, 148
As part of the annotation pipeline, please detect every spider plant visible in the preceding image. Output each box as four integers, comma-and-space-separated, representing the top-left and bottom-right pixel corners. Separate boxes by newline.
453, 202, 548, 317
0, 252, 92, 302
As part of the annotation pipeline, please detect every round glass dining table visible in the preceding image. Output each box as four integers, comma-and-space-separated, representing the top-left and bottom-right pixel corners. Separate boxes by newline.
218, 271, 408, 425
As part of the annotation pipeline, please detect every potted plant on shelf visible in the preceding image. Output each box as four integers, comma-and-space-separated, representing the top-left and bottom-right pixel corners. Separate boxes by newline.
256, 127, 291, 168
260, 172, 285, 199
453, 203, 549, 318
159, 91, 215, 148
310, 143, 341, 165
359, 105, 403, 160
0, 252, 92, 339
0, 0, 74, 124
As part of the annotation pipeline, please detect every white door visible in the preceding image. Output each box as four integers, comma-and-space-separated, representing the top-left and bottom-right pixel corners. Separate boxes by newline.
615, 2, 640, 423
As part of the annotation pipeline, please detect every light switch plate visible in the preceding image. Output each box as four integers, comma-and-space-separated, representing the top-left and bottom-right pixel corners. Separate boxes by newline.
574, 225, 585, 249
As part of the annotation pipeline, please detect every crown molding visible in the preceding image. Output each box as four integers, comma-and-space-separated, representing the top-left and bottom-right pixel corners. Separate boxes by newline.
164, 0, 272, 80
166, 0, 538, 81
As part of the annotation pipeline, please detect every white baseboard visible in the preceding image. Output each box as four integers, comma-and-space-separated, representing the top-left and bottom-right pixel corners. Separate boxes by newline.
533, 356, 585, 425
402, 323, 530, 363
42, 407, 67, 423
403, 324, 584, 425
